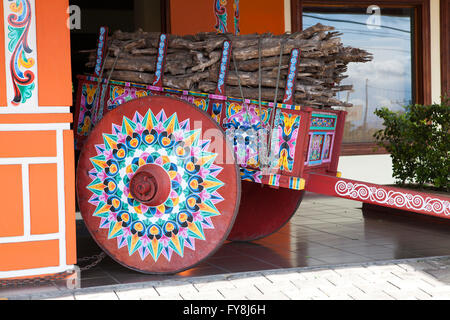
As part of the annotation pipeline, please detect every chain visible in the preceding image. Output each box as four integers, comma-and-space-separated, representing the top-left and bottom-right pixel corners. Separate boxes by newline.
77, 252, 107, 271
227, 36, 252, 125
257, 35, 264, 127
0, 270, 76, 289
0, 252, 106, 289
262, 36, 288, 174
96, 49, 121, 123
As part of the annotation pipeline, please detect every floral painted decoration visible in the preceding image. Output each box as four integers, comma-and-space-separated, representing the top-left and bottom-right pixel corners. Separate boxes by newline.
86, 109, 225, 262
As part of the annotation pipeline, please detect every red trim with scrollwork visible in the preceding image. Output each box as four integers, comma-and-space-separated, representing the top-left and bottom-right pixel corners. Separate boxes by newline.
305, 173, 450, 219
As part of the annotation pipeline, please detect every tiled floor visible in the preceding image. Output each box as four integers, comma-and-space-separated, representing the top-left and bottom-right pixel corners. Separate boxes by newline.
3, 192, 450, 297
74, 192, 450, 286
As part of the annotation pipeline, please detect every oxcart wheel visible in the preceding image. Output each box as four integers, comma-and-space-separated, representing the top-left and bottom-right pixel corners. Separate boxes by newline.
227, 181, 304, 242
76, 96, 240, 274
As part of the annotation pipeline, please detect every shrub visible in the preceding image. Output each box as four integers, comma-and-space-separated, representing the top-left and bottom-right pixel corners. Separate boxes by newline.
373, 98, 449, 192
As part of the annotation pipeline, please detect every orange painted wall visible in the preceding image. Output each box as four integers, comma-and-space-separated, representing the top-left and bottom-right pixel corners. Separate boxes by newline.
0, 240, 60, 271
36, 0, 72, 107
29, 164, 59, 235
239, 0, 285, 35
0, 131, 57, 158
170, 0, 218, 35
0, 0, 6, 107
169, 0, 285, 35
0, 165, 23, 238
0, 0, 76, 276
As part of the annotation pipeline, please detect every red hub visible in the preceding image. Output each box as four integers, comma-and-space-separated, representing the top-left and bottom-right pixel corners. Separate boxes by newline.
129, 164, 171, 207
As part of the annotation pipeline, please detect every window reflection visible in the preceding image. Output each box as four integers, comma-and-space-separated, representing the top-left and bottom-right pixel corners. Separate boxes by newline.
303, 7, 414, 143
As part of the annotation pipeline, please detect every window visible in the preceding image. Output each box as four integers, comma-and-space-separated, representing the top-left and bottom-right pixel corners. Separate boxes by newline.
292, 1, 431, 154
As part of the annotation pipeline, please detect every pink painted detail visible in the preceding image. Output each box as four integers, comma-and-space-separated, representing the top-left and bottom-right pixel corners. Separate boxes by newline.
321, 133, 335, 163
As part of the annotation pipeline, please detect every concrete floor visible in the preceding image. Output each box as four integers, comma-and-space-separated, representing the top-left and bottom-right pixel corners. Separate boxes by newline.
2, 192, 450, 298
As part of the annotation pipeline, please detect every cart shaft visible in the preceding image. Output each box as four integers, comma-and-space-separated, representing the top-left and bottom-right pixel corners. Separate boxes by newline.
304, 173, 450, 220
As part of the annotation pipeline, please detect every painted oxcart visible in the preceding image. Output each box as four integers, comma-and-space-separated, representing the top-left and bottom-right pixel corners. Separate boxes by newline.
75, 33, 449, 274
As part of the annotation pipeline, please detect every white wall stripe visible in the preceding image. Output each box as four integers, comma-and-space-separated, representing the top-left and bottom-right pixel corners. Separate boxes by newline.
0, 157, 58, 165
56, 129, 67, 268
0, 123, 70, 131
0, 265, 75, 279
0, 233, 60, 244
21, 164, 30, 239
284, 0, 292, 33
0, 107, 71, 114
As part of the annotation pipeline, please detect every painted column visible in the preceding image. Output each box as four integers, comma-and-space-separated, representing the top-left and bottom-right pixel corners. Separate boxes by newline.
0, 0, 76, 279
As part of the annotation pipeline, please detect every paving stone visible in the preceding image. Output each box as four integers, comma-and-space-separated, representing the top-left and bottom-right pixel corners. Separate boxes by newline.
216, 287, 249, 300
379, 289, 426, 300
43, 256, 450, 300
228, 275, 273, 288
323, 276, 366, 290
407, 289, 434, 300
317, 281, 364, 298
424, 285, 450, 299
290, 277, 337, 292
193, 280, 237, 292
288, 285, 330, 300
254, 281, 299, 294
306, 269, 342, 279
423, 258, 450, 269
150, 293, 183, 300
115, 287, 160, 300
262, 271, 307, 283
332, 272, 372, 284
381, 285, 435, 300
395, 263, 422, 272
322, 293, 354, 300
389, 270, 437, 284
45, 295, 75, 300
154, 283, 198, 297
400, 261, 434, 271
74, 291, 119, 300
423, 268, 450, 285
181, 290, 224, 300
366, 264, 409, 274
295, 270, 326, 280
352, 283, 395, 298
351, 291, 395, 300
280, 288, 308, 300
246, 290, 288, 300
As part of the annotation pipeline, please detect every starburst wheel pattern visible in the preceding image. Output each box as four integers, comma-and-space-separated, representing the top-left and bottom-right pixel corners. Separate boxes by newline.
77, 96, 240, 274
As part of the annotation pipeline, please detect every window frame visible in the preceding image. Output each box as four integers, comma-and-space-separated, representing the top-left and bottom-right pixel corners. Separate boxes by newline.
291, 0, 432, 156
442, 0, 450, 97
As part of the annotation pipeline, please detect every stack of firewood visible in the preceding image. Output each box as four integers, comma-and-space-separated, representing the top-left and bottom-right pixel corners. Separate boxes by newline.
84, 23, 372, 108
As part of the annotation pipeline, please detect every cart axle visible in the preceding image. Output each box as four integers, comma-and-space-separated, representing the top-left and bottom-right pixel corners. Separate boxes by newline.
129, 164, 171, 207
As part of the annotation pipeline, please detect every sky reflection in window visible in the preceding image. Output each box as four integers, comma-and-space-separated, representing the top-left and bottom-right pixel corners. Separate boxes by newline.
303, 8, 414, 143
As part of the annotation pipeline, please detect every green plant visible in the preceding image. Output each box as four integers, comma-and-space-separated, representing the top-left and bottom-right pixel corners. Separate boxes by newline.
373, 98, 450, 192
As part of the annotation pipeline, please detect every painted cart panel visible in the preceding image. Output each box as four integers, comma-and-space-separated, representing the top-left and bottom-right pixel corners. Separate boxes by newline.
74, 75, 345, 191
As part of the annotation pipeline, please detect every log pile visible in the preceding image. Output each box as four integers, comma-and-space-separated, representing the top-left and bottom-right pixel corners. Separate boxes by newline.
84, 23, 372, 108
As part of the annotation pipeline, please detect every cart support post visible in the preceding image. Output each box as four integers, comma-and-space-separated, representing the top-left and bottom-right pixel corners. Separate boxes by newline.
327, 110, 346, 176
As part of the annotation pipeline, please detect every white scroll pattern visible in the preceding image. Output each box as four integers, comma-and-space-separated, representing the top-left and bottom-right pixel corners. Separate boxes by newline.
334, 181, 450, 216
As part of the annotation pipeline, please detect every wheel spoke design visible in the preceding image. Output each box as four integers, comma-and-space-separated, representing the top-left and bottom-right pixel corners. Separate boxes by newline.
86, 109, 225, 262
